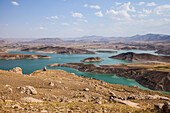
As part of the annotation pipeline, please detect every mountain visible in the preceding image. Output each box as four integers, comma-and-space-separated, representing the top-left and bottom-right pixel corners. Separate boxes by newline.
128, 34, 170, 41
30, 37, 64, 44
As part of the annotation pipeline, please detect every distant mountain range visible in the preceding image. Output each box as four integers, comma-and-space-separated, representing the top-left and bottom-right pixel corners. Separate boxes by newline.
1, 34, 170, 45
76, 34, 170, 42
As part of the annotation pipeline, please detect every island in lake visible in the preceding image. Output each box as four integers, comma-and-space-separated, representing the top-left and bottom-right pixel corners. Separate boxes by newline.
81, 57, 104, 62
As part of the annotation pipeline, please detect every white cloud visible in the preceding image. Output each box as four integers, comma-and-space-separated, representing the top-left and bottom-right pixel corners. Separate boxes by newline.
120, 2, 136, 12
143, 9, 152, 14
72, 13, 83, 18
106, 10, 131, 20
84, 4, 100, 9
138, 14, 147, 18
138, 2, 145, 5
106, 2, 135, 20
84, 4, 88, 7
138, 9, 152, 18
11, 1, 19, 6
115, 2, 121, 6
89, 5, 100, 9
95, 11, 103, 17
147, 2, 157, 7
77, 19, 88, 23
155, 5, 170, 16
39, 27, 46, 30
62, 23, 70, 26
50, 16, 58, 19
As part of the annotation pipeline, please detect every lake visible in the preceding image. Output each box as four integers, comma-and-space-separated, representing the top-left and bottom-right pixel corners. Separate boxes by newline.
0, 49, 169, 94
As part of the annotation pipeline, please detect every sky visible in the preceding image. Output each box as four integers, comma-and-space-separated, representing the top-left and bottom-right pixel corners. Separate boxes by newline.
0, 0, 170, 39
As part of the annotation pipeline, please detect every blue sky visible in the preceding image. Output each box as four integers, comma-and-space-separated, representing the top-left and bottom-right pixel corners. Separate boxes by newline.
0, 0, 170, 39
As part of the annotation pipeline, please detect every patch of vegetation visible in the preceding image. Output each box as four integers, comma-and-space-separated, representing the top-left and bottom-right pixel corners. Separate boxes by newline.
154, 66, 170, 69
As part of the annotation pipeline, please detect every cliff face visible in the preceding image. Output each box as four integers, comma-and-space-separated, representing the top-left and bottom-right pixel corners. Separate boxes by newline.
81, 57, 103, 62
47, 63, 170, 92
109, 52, 170, 62
21, 46, 96, 54
0, 53, 51, 60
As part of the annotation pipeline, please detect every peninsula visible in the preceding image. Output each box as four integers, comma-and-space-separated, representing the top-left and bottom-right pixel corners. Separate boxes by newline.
0, 53, 51, 60
21, 46, 96, 54
109, 52, 170, 62
47, 62, 170, 92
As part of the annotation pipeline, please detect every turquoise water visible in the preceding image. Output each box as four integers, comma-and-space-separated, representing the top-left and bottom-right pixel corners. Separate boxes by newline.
0, 49, 169, 94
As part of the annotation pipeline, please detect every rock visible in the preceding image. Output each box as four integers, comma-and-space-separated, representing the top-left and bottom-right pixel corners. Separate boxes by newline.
20, 97, 43, 102
162, 102, 170, 113
4, 100, 13, 102
9, 67, 22, 75
49, 82, 54, 86
113, 98, 140, 108
154, 104, 163, 111
25, 86, 37, 95
11, 104, 22, 109
81, 57, 103, 62
7, 88, 13, 93
41, 109, 48, 113
43, 66, 47, 71
83, 88, 89, 91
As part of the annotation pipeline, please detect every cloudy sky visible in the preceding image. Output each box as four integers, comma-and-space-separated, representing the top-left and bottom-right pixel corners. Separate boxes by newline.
0, 0, 170, 39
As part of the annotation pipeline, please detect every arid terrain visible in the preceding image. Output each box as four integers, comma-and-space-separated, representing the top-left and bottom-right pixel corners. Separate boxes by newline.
0, 67, 170, 113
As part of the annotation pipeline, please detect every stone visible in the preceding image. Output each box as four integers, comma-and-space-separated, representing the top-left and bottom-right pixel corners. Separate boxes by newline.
113, 98, 140, 108
20, 97, 43, 102
154, 104, 163, 111
43, 66, 47, 71
9, 67, 22, 75
7, 88, 13, 93
162, 102, 170, 113
25, 86, 37, 95
41, 109, 48, 113
49, 82, 54, 86
11, 104, 22, 109
83, 88, 89, 91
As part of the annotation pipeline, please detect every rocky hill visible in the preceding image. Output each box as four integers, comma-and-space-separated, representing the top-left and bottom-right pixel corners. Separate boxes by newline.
21, 46, 96, 54
0, 53, 51, 60
109, 52, 170, 62
0, 67, 169, 112
47, 62, 170, 92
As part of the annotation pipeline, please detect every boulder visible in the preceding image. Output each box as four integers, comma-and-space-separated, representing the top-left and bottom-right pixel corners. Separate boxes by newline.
18, 86, 37, 95
162, 102, 170, 113
9, 67, 22, 75
113, 98, 140, 108
20, 97, 43, 102
43, 66, 47, 71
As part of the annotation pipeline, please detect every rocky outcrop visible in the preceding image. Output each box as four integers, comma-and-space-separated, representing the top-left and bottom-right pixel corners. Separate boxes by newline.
96, 51, 117, 53
0, 53, 51, 60
109, 52, 170, 62
47, 63, 170, 92
21, 46, 96, 54
155, 48, 170, 55
81, 57, 103, 62
9, 67, 22, 75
